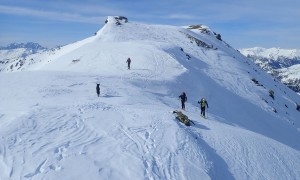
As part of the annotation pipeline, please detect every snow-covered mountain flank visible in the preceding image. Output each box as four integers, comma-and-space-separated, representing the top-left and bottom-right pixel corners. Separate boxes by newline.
0, 43, 49, 64
239, 47, 300, 93
0, 42, 57, 72
1, 16, 300, 180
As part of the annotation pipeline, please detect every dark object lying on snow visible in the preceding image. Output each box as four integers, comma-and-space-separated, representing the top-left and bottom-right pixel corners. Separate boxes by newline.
173, 110, 190, 126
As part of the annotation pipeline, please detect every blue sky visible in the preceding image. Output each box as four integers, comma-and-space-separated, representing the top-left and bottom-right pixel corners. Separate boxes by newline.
0, 0, 299, 49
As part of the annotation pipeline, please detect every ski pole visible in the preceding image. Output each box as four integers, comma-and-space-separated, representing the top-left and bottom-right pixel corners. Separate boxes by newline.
185, 100, 187, 111
206, 106, 208, 119
190, 120, 195, 125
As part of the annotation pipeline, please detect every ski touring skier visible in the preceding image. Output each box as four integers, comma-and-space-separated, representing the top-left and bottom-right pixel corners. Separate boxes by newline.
96, 83, 100, 97
126, 57, 131, 70
179, 92, 187, 110
198, 98, 209, 118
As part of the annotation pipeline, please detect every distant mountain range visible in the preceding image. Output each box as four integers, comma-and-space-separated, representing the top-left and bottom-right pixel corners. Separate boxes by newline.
0, 42, 47, 51
0, 42, 59, 72
239, 47, 300, 93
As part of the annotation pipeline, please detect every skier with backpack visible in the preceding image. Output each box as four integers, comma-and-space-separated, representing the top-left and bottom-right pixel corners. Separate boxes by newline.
198, 98, 209, 117
179, 92, 187, 110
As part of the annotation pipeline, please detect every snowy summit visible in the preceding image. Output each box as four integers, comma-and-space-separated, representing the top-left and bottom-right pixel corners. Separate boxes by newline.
1, 16, 300, 180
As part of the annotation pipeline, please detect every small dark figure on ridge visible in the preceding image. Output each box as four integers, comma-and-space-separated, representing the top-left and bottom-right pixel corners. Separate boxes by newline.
96, 84, 100, 97
126, 57, 131, 70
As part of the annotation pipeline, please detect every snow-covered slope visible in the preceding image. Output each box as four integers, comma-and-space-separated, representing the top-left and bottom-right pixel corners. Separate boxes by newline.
276, 64, 300, 93
1, 16, 300, 180
239, 47, 300, 93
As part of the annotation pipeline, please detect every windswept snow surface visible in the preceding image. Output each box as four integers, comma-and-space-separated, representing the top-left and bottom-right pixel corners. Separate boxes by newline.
1, 16, 300, 180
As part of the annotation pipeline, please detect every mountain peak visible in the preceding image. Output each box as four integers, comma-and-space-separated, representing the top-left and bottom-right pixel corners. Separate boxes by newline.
105, 16, 128, 25
188, 24, 212, 34
187, 24, 222, 41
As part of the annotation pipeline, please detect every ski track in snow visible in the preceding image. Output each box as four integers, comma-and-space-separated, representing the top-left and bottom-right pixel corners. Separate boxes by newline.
0, 64, 217, 180
1, 105, 101, 179
0, 70, 209, 179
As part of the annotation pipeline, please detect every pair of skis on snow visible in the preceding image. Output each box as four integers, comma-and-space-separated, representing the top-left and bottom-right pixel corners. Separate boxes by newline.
200, 115, 207, 119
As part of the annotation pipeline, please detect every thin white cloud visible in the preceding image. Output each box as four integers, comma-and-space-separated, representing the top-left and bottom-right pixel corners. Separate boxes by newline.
203, 1, 300, 24
31, 0, 127, 16
163, 14, 199, 20
0, 5, 105, 24
59, 3, 126, 16
242, 26, 300, 37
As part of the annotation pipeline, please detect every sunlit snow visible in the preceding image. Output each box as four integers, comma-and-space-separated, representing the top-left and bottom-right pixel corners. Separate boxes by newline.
1, 16, 300, 180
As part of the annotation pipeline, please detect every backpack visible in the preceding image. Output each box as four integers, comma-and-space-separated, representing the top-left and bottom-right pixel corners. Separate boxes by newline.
179, 93, 187, 102
201, 98, 206, 108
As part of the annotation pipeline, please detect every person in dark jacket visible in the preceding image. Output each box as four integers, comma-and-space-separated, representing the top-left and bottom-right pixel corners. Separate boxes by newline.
126, 57, 131, 70
96, 84, 100, 97
198, 98, 209, 117
179, 92, 187, 110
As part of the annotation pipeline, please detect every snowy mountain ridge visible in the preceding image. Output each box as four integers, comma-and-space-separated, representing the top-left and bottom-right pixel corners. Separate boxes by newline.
239, 47, 300, 60
0, 42, 59, 72
0, 42, 47, 51
240, 47, 300, 93
1, 16, 300, 180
